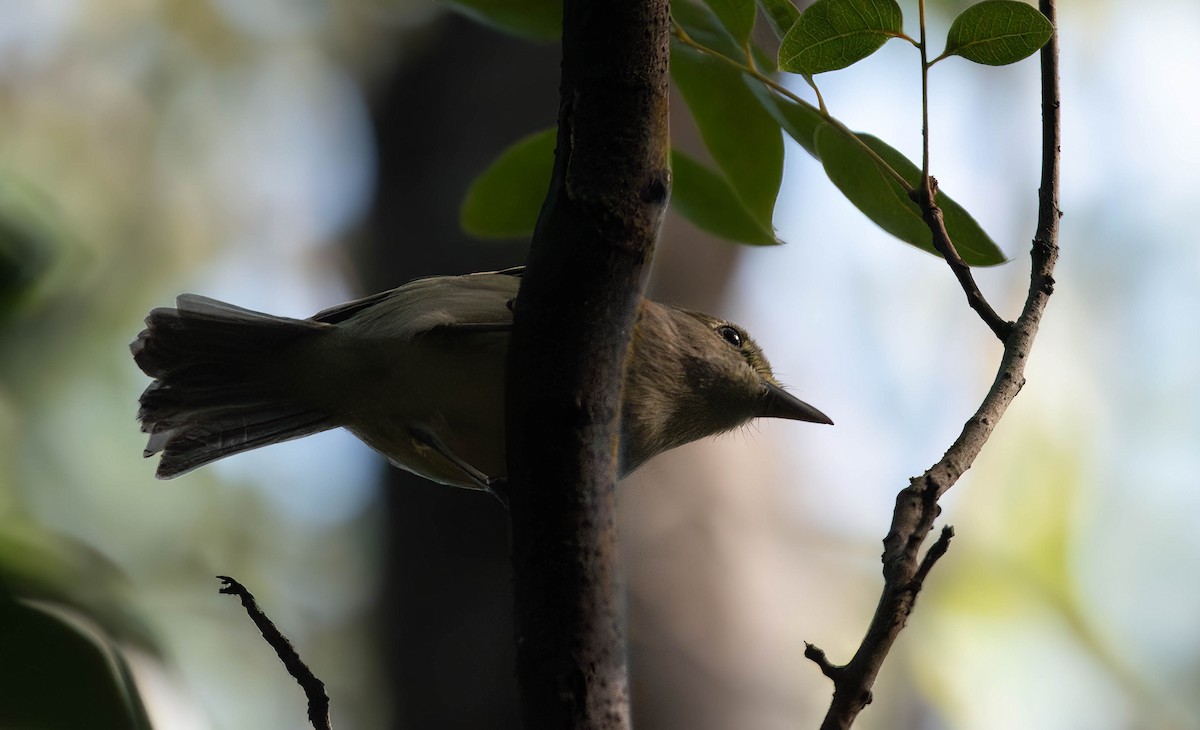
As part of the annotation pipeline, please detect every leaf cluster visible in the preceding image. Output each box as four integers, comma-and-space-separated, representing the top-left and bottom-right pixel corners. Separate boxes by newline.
451, 0, 1052, 265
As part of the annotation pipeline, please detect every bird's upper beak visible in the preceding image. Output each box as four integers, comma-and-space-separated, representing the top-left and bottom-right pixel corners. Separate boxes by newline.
760, 382, 833, 425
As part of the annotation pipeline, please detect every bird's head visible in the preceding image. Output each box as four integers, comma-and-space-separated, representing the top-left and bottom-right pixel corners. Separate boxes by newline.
620, 301, 831, 474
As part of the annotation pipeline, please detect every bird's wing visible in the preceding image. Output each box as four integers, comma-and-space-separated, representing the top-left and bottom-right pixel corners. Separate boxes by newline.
309, 267, 523, 326
311, 268, 522, 340
309, 288, 401, 324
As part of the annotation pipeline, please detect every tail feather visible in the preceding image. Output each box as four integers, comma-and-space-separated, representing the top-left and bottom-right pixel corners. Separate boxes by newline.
133, 295, 336, 479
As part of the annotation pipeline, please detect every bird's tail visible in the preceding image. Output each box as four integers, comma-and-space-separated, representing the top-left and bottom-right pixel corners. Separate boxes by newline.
132, 294, 336, 479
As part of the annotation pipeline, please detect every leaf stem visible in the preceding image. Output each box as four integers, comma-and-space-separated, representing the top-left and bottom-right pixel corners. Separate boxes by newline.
912, 0, 1010, 338
802, 73, 828, 115
919, 0, 930, 178
670, 20, 911, 193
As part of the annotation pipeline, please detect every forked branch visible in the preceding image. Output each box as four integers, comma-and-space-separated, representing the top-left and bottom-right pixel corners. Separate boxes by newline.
809, 1, 1061, 727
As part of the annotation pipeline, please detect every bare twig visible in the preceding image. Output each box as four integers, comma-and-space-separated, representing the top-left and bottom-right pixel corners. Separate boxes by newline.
912, 525, 955, 587
217, 576, 331, 730
915, 177, 1014, 340
812, 1, 1061, 727
804, 643, 847, 684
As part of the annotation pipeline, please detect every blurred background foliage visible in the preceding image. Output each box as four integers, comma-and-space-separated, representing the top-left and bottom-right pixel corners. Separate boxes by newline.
1, 1, 1199, 729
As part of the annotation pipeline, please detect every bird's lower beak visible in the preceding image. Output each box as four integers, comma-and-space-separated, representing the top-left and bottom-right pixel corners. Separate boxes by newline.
761, 382, 833, 425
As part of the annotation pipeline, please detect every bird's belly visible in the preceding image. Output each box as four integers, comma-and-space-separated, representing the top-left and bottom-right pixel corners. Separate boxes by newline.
347, 413, 507, 490
329, 337, 509, 490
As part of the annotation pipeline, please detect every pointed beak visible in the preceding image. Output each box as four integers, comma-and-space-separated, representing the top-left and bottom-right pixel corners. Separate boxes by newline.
761, 382, 833, 425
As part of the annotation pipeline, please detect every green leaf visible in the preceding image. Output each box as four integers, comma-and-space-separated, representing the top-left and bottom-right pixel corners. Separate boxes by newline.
460, 128, 555, 239
779, 0, 903, 74
0, 523, 160, 652
701, 0, 757, 47
864, 136, 1005, 265
0, 597, 154, 730
673, 1, 746, 61
940, 0, 1052, 66
813, 124, 1005, 265
440, 0, 561, 41
672, 151, 780, 245
759, 90, 825, 157
748, 89, 1002, 264
0, 178, 65, 320
672, 44, 784, 234
676, 1, 778, 72
759, 0, 801, 39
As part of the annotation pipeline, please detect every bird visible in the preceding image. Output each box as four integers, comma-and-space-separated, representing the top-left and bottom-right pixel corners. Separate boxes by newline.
132, 267, 831, 494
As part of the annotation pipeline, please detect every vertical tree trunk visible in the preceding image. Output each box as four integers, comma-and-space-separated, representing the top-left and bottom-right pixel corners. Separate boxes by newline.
507, 1, 672, 728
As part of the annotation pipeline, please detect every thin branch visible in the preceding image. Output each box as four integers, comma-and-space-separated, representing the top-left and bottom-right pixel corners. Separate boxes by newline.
804, 643, 847, 684
811, 1, 1061, 726
912, 525, 955, 587
217, 576, 331, 730
912, 0, 1011, 340
918, 0, 930, 178
915, 177, 1014, 340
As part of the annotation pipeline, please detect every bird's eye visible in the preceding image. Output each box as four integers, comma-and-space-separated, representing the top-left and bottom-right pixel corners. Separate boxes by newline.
717, 325, 743, 348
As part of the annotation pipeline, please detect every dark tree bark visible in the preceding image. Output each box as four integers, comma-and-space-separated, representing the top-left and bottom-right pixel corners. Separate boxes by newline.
363, 15, 557, 729
506, 1, 672, 728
